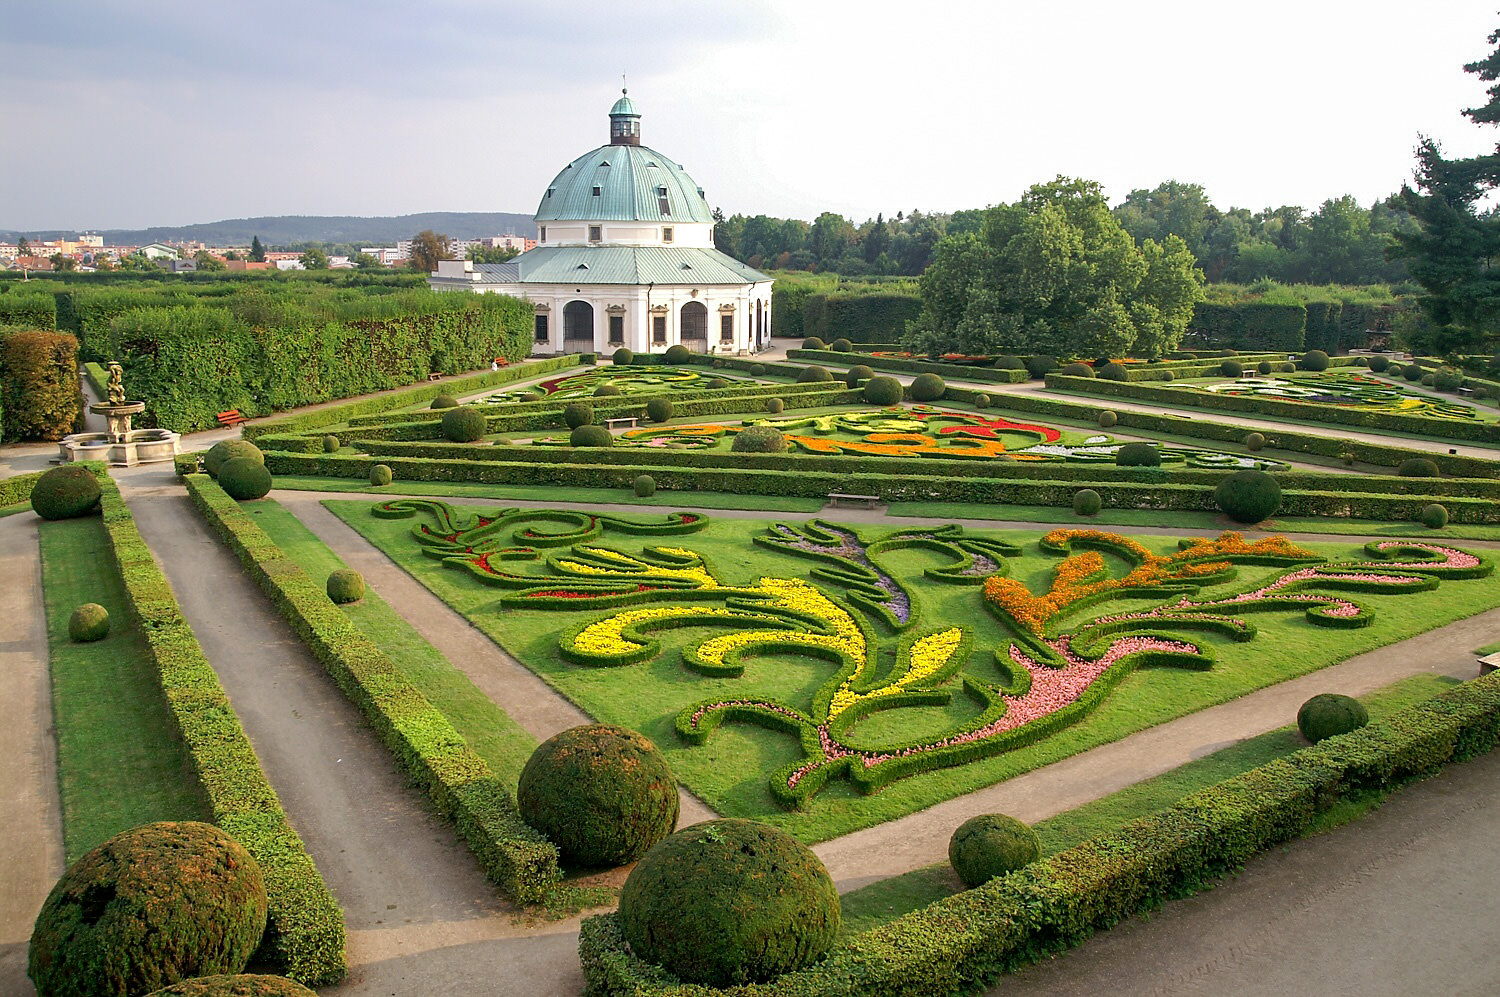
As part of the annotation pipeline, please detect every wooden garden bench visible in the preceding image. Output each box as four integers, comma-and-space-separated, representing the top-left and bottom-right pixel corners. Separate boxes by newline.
1458, 386, 1475, 397
215, 409, 248, 428
827, 492, 881, 509
604, 416, 638, 430
1479, 652, 1500, 676
428, 373, 444, 381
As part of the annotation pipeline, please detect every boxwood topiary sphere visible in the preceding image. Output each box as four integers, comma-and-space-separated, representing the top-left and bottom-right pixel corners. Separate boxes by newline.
1160, 370, 1175, 381
1277, 362, 1296, 373
844, 364, 874, 387
611, 347, 634, 366
369, 464, 393, 487
570, 425, 614, 448
706, 377, 728, 390
563, 401, 594, 429
830, 338, 853, 352
440, 407, 487, 443
29, 821, 268, 997
1115, 442, 1161, 467
30, 466, 102, 521
995, 355, 1025, 371
326, 569, 365, 605
1220, 360, 1243, 377
1404, 364, 1425, 382
1024, 355, 1059, 378
203, 441, 263, 479
1214, 469, 1282, 524
801, 337, 826, 350
750, 363, 767, 376
974, 393, 991, 408
1097, 410, 1117, 428
321, 435, 340, 453
69, 604, 110, 642
1434, 368, 1464, 392
1098, 361, 1128, 381
634, 474, 656, 498
1244, 431, 1266, 451
796, 365, 833, 383
1368, 354, 1389, 372
863, 376, 903, 405
1421, 373, 1436, 386
910, 372, 947, 401
948, 813, 1041, 888
1072, 489, 1102, 517
147, 974, 316, 997
663, 344, 692, 365
593, 383, 623, 397
1299, 349, 1330, 372
1060, 362, 1095, 377
1257, 360, 1273, 375
645, 397, 674, 423
1297, 693, 1369, 743
217, 458, 272, 501
1419, 503, 1449, 529
766, 397, 785, 414
517, 724, 679, 867
732, 426, 786, 453
1398, 458, 1439, 478
429, 394, 459, 410
620, 818, 840, 986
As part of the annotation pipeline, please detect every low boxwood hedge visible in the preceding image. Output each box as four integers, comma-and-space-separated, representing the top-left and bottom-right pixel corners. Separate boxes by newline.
788, 349, 1030, 384
580, 670, 1500, 996
184, 475, 560, 904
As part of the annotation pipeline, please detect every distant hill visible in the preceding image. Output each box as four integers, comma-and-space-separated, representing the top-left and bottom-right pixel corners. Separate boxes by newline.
0, 212, 536, 248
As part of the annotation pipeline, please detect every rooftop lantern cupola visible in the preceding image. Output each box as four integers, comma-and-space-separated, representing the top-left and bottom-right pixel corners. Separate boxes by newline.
609, 89, 641, 146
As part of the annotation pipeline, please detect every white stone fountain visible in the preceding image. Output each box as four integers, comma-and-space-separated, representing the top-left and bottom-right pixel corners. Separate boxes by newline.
59, 361, 181, 466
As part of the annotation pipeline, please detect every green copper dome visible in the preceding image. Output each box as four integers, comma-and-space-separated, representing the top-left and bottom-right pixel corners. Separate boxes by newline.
610, 93, 638, 117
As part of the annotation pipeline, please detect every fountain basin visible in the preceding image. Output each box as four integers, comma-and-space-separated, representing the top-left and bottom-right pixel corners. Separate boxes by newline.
59, 427, 181, 466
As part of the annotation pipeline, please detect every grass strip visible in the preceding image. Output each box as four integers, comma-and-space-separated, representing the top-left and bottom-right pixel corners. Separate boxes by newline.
184, 473, 561, 903
267, 474, 824, 511
40, 516, 207, 861
97, 471, 346, 985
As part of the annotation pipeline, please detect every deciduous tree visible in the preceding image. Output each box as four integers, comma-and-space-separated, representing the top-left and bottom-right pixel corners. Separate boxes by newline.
408, 230, 453, 272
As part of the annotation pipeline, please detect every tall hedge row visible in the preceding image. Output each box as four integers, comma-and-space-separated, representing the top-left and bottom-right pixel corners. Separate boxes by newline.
0, 292, 58, 330
1187, 302, 1307, 351
803, 293, 923, 345
1, 329, 79, 441
1302, 301, 1342, 355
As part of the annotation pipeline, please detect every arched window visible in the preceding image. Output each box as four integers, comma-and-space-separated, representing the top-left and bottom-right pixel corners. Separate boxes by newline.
681, 301, 708, 350
563, 300, 594, 351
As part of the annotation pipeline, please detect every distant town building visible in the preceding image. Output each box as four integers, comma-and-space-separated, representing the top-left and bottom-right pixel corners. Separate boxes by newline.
139, 243, 178, 260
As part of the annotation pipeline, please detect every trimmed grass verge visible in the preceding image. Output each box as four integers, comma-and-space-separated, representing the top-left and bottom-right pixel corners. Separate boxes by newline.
184, 473, 561, 904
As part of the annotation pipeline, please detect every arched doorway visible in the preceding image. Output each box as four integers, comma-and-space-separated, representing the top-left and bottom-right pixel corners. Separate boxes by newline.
681, 300, 708, 352
563, 300, 594, 352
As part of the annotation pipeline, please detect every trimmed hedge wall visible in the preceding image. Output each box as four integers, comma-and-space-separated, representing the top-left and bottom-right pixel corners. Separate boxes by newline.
1, 329, 79, 441
788, 349, 1029, 384
579, 670, 1500, 996
1044, 374, 1500, 446
1188, 301, 1307, 351
0, 291, 58, 330
802, 293, 923, 345
95, 470, 346, 985
184, 475, 561, 903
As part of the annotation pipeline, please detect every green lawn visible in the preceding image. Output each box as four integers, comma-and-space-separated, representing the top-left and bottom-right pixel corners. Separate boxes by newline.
241, 500, 539, 787
836, 673, 1461, 936
327, 500, 1500, 844
40, 517, 206, 861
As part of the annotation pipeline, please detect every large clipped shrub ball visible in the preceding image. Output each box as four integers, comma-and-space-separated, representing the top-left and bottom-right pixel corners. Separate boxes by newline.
1421, 373, 1436, 387
1097, 410, 1118, 428
645, 397, 674, 423
800, 337, 826, 350
706, 377, 729, 390
146, 975, 316, 997
732, 426, 787, 453
750, 363, 767, 376
910, 372, 947, 401
1025, 355, 1059, 378
1397, 458, 1439, 478
1419, 503, 1449, 529
1160, 370, 1175, 381
1257, 360, 1274, 375
633, 474, 657, 498
517, 724, 679, 867
1115, 442, 1161, 467
1244, 431, 1266, 451
1297, 693, 1369, 743
68, 604, 110, 643
1060, 362, 1095, 377
440, 407, 487, 443
830, 338, 853, 352
369, 464, 393, 487
321, 435, 340, 454
28, 821, 268, 997
974, 393, 991, 408
796, 365, 833, 383
429, 394, 459, 410
1403, 364, 1425, 382
663, 344, 692, 365
948, 813, 1042, 888
1434, 368, 1464, 392
1098, 361, 1129, 381
1368, 354, 1390, 373
593, 383, 623, 397
563, 401, 594, 429
765, 397, 785, 414
326, 569, 365, 605
30, 466, 102, 521
570, 425, 614, 448
1214, 469, 1282, 524
863, 375, 903, 405
844, 364, 874, 387
995, 355, 1025, 371
217, 459, 272, 501
203, 441, 263, 480
611, 347, 634, 366
1220, 359, 1243, 377
1072, 489, 1102, 517
620, 819, 840, 986
1299, 349, 1331, 372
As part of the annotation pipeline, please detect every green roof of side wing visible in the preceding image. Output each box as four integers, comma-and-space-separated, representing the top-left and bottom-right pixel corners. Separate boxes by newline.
514, 246, 769, 284
535, 144, 714, 224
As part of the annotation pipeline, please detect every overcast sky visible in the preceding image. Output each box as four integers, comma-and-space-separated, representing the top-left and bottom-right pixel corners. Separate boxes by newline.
3, 1, 1496, 232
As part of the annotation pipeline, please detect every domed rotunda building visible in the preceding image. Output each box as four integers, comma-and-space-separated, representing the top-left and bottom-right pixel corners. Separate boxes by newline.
431, 92, 773, 356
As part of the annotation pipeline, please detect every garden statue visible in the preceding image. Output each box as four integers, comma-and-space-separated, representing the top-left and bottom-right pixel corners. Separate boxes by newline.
106, 361, 126, 405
